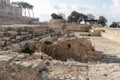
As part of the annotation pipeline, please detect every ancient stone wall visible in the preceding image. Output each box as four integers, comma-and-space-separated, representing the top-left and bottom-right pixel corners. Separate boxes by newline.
65, 23, 91, 32
0, 15, 33, 24
0, 0, 22, 18
39, 38, 101, 62
49, 19, 66, 28
0, 25, 50, 51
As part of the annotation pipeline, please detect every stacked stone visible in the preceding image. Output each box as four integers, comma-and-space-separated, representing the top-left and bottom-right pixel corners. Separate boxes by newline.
0, 25, 54, 51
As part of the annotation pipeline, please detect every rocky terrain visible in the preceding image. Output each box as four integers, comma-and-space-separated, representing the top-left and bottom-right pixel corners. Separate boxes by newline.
46, 36, 120, 80
0, 28, 120, 80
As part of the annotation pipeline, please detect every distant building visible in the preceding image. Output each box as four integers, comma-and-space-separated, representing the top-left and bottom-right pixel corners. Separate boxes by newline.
0, 0, 22, 17
0, 0, 39, 24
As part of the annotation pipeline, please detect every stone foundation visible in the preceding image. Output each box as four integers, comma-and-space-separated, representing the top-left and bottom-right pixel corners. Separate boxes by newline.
39, 38, 102, 62
0, 24, 51, 51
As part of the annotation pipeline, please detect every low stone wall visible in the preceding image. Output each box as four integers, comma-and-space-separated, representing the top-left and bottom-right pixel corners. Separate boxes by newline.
0, 25, 51, 51
101, 28, 120, 43
49, 19, 66, 28
0, 15, 33, 25
65, 23, 91, 32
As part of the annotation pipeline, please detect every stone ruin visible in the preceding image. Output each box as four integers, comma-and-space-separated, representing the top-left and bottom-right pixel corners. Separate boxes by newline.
0, 51, 49, 80
0, 24, 104, 80
0, 25, 54, 51
32, 38, 102, 62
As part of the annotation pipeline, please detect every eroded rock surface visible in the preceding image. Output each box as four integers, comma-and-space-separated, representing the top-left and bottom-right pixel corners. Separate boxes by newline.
0, 51, 48, 80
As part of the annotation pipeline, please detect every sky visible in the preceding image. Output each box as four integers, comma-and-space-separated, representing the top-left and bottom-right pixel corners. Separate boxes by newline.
10, 0, 120, 25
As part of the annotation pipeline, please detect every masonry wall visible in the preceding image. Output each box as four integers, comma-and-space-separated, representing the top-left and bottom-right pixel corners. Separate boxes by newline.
0, 0, 10, 5
65, 23, 91, 32
0, 25, 50, 51
0, 0, 22, 17
0, 0, 25, 24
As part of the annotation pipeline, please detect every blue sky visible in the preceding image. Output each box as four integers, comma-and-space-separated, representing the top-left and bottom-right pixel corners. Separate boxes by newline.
11, 0, 120, 25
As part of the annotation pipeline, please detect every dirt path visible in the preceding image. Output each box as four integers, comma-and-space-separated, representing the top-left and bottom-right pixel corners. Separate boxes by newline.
89, 37, 120, 80
90, 37, 120, 58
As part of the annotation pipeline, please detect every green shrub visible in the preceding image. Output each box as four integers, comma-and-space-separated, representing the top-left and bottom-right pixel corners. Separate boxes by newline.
44, 40, 53, 45
22, 47, 34, 55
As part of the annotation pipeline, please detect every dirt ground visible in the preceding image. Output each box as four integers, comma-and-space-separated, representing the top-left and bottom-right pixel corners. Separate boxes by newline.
47, 35, 120, 80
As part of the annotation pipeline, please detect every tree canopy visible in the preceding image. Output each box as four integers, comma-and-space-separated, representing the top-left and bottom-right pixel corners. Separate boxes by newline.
51, 13, 64, 19
110, 22, 120, 28
67, 11, 99, 24
87, 14, 95, 20
68, 11, 88, 23
11, 1, 34, 17
98, 16, 107, 27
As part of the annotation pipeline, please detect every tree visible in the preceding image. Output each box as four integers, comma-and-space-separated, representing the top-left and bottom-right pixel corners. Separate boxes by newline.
51, 13, 63, 19
26, 3, 31, 17
67, 11, 87, 23
51, 13, 58, 19
12, 2, 27, 16
11, 1, 34, 17
21, 2, 30, 17
87, 14, 95, 20
110, 22, 120, 28
29, 5, 34, 18
68, 15, 73, 23
98, 16, 107, 27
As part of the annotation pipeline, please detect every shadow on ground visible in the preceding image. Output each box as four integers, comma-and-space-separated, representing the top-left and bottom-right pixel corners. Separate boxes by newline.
96, 51, 120, 63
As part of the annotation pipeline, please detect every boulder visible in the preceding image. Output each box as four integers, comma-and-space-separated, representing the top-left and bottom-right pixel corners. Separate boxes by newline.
9, 59, 48, 79
10, 44, 22, 52
7, 31, 17, 37
0, 59, 48, 80
16, 36, 21, 40
19, 41, 28, 50
0, 40, 5, 47
0, 51, 18, 66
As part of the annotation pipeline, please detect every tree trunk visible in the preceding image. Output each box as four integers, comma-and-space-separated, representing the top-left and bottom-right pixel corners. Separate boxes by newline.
32, 9, 34, 18
24, 8, 27, 17
28, 9, 30, 17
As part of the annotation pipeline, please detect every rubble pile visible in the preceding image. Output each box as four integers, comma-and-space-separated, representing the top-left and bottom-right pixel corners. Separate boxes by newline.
41, 38, 102, 62
0, 51, 49, 80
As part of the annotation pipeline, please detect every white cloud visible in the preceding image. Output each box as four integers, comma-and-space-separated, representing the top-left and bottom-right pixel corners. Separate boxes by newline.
108, 0, 120, 22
